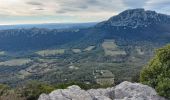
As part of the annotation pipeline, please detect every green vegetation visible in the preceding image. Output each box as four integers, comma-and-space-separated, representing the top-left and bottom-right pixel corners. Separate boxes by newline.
140, 44, 170, 99
0, 84, 26, 100
0, 81, 107, 100
54, 81, 101, 90
0, 84, 10, 96
16, 81, 55, 100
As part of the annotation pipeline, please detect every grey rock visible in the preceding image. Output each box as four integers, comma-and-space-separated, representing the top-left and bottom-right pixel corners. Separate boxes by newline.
38, 81, 166, 100
38, 94, 50, 100
87, 87, 114, 99
114, 81, 166, 100
97, 8, 170, 28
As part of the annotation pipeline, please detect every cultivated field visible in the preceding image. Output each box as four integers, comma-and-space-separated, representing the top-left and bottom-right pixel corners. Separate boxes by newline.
0, 51, 5, 56
36, 49, 65, 56
102, 40, 126, 56
72, 49, 81, 53
0, 59, 32, 66
84, 46, 95, 51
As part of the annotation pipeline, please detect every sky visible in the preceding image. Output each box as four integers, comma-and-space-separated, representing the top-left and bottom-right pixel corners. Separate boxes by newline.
0, 0, 170, 25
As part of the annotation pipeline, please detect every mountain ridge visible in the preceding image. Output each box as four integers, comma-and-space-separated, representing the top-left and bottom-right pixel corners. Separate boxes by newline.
0, 8, 170, 51
96, 8, 170, 28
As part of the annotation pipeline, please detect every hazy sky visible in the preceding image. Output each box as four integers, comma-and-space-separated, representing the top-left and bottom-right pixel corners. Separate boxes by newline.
0, 0, 170, 25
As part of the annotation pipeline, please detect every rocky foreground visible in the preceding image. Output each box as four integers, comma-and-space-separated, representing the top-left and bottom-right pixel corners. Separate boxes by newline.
38, 81, 166, 100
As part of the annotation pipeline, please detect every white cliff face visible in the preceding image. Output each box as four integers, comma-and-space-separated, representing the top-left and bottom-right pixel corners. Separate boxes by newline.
38, 81, 166, 100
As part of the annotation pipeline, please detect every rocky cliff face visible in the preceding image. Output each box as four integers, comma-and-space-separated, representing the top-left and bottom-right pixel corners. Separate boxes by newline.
38, 81, 166, 100
97, 8, 170, 28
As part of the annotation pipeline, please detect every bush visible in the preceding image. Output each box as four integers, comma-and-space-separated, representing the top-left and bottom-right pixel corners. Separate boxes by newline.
54, 81, 100, 90
131, 72, 140, 82
17, 81, 55, 100
0, 84, 10, 96
140, 44, 170, 99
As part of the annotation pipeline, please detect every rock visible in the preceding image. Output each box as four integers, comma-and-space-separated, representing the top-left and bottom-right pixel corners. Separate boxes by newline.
97, 8, 170, 28
38, 94, 50, 100
94, 96, 112, 100
114, 81, 166, 100
38, 81, 166, 100
87, 87, 114, 99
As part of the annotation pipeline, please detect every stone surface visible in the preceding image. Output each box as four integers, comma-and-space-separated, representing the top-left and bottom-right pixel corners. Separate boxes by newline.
38, 81, 166, 100
97, 8, 170, 28
114, 81, 166, 100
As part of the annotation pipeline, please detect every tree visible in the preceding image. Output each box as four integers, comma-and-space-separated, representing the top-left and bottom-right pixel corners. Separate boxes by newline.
140, 44, 170, 99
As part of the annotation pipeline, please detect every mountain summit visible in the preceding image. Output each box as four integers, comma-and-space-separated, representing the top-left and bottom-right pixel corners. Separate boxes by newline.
98, 8, 170, 28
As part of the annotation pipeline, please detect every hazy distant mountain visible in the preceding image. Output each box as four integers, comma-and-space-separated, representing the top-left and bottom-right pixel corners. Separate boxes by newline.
1, 8, 170, 86
0, 22, 97, 30
0, 9, 170, 51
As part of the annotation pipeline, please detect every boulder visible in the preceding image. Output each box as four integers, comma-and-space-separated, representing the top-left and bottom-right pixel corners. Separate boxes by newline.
114, 81, 166, 100
38, 81, 166, 100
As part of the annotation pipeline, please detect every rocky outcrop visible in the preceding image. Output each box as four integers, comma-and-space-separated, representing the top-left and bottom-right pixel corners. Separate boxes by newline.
38, 81, 166, 100
97, 8, 170, 28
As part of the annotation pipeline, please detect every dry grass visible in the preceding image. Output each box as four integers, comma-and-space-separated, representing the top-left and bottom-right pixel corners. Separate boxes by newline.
0, 51, 5, 56
36, 49, 65, 56
84, 46, 95, 51
0, 59, 32, 66
102, 39, 126, 56
72, 49, 81, 53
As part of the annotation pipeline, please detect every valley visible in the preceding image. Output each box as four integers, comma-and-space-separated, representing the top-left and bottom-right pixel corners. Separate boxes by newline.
0, 8, 170, 88
0, 39, 156, 86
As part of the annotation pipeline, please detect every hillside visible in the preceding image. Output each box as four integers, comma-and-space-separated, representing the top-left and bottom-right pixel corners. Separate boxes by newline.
0, 8, 170, 87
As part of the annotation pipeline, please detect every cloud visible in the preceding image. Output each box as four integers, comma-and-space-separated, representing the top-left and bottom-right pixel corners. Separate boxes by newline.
35, 8, 45, 10
144, 0, 170, 14
0, 0, 170, 24
26, 1, 43, 6
122, 0, 148, 8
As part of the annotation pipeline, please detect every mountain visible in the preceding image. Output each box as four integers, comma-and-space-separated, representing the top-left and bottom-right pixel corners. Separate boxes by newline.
0, 8, 170, 51
0, 22, 97, 30
1, 8, 170, 86
94, 8, 170, 43
97, 8, 170, 28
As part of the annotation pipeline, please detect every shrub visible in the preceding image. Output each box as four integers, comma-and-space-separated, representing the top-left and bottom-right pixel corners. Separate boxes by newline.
17, 81, 55, 100
140, 44, 170, 99
0, 84, 10, 96
54, 81, 100, 90
131, 72, 140, 82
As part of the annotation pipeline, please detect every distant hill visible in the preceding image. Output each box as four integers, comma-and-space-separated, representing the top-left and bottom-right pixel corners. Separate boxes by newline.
0, 22, 97, 30
1, 9, 170, 86
0, 9, 170, 51
97, 8, 170, 28
95, 8, 170, 42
